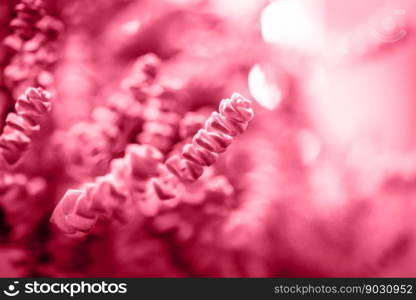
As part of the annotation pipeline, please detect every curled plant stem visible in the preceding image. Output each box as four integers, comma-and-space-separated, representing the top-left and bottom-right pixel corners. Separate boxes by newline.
56, 53, 161, 179
3, 0, 63, 100
152, 93, 254, 201
0, 87, 52, 165
50, 144, 163, 236
51, 93, 254, 237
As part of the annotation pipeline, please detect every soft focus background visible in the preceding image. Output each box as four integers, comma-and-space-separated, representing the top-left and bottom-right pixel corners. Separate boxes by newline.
1, 0, 416, 277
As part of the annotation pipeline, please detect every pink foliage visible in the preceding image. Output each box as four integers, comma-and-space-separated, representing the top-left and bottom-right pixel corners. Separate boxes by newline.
1, 0, 416, 278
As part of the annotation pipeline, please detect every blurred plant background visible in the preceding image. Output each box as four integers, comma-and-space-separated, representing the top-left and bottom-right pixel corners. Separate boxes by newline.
1, 0, 416, 277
